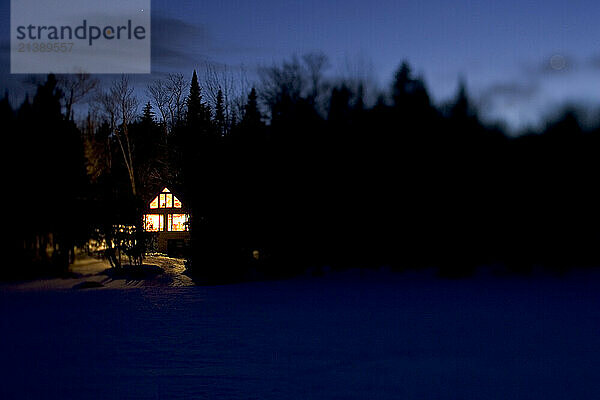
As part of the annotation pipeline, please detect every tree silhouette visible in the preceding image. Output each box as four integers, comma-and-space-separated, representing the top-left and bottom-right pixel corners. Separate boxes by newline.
10, 55, 600, 281
186, 70, 211, 132
214, 89, 225, 137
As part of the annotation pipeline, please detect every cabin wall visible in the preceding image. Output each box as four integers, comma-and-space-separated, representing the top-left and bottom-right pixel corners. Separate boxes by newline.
157, 231, 190, 256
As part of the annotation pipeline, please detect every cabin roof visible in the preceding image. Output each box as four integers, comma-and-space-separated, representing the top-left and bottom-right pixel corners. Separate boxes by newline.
146, 187, 186, 210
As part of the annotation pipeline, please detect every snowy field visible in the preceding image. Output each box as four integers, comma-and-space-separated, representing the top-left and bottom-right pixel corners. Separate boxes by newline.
2, 267, 600, 399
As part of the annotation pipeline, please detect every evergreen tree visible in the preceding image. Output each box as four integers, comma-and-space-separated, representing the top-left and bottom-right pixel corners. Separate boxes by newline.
186, 70, 201, 125
0, 91, 13, 122
32, 73, 63, 121
328, 85, 352, 125
186, 70, 211, 131
450, 79, 473, 120
241, 88, 262, 128
131, 101, 163, 193
354, 83, 365, 112
392, 61, 413, 109
141, 102, 155, 125
232, 87, 265, 145
214, 89, 225, 137
176, 70, 216, 209
17, 74, 88, 270
392, 61, 432, 112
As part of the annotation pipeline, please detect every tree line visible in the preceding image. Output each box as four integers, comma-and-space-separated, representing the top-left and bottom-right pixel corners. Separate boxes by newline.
6, 54, 600, 280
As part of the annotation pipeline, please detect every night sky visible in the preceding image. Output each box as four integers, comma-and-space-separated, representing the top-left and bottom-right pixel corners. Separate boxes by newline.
2, 0, 600, 131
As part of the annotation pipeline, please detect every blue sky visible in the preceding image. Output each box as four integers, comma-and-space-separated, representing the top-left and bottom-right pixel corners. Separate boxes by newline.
2, 0, 600, 131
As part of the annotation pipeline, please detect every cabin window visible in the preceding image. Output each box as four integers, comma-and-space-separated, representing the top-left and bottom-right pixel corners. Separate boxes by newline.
158, 193, 173, 208
150, 188, 181, 209
168, 214, 188, 232
144, 214, 164, 232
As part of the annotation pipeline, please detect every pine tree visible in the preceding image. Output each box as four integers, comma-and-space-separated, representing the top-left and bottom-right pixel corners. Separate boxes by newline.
328, 85, 352, 124
186, 70, 201, 127
242, 88, 262, 128
0, 91, 13, 124
141, 102, 154, 125
354, 83, 365, 112
450, 79, 474, 120
186, 70, 211, 131
20, 74, 87, 269
392, 62, 413, 109
232, 87, 264, 145
214, 89, 225, 136
32, 73, 63, 121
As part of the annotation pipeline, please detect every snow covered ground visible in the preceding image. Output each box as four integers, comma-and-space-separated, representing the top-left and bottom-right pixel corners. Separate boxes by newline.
1, 266, 600, 399
0, 255, 194, 290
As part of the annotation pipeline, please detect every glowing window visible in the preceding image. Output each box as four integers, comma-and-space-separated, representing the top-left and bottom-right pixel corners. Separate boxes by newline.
144, 214, 164, 232
173, 196, 182, 208
168, 214, 189, 232
159, 193, 173, 208
151, 188, 181, 209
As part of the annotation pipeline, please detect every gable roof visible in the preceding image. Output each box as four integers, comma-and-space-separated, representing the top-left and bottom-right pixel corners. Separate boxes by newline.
147, 186, 185, 210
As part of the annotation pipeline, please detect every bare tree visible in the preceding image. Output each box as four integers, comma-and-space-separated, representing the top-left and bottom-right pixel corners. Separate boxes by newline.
302, 52, 329, 102
82, 113, 111, 184
147, 79, 171, 129
259, 55, 315, 121
98, 75, 139, 196
147, 73, 188, 134
167, 73, 187, 128
202, 63, 250, 133
231, 65, 252, 126
260, 56, 303, 100
259, 52, 332, 121
57, 73, 99, 120
335, 53, 379, 108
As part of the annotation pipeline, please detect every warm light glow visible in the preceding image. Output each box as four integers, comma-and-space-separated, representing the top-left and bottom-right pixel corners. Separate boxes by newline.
150, 188, 182, 209
168, 214, 189, 231
144, 214, 164, 232
173, 196, 182, 208
159, 193, 173, 208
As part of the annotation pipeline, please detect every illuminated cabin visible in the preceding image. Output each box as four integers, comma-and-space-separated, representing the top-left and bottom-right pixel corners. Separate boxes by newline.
143, 187, 190, 255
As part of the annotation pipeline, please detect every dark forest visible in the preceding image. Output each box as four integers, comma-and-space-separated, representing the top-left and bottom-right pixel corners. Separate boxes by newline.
8, 56, 600, 282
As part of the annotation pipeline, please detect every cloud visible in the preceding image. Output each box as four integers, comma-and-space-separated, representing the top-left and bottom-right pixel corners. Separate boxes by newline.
150, 15, 279, 72
151, 15, 211, 48
151, 15, 212, 71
